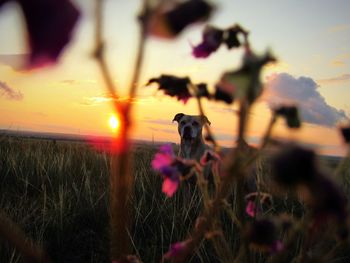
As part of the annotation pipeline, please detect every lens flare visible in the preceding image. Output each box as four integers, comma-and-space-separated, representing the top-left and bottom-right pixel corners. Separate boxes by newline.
109, 115, 120, 131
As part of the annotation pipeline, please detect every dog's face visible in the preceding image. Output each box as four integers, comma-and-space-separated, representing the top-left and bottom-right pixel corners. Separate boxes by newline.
173, 113, 211, 142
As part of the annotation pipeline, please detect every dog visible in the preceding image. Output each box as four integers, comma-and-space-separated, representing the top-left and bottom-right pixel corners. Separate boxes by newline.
172, 113, 217, 188
172, 113, 211, 161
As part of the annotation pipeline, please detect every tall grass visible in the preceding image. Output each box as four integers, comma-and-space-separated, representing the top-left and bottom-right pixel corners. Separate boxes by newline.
0, 137, 225, 262
2, 136, 348, 262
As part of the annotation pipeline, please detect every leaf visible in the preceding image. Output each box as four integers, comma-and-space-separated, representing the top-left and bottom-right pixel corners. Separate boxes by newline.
146, 75, 192, 103
215, 50, 276, 104
275, 106, 301, 129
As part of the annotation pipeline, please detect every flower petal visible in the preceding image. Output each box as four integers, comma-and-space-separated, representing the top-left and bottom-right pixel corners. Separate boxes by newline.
18, 0, 80, 69
162, 177, 179, 197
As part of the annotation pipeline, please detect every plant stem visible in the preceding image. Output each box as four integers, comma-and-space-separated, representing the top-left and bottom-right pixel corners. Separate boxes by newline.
93, 0, 148, 261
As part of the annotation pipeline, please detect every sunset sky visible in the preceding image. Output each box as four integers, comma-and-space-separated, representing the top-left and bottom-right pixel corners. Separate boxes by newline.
0, 0, 350, 155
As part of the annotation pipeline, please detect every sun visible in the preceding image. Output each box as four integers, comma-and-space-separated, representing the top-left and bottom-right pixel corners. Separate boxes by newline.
109, 115, 120, 131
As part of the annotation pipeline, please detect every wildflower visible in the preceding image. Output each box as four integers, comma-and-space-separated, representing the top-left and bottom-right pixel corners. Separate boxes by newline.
275, 105, 301, 129
146, 0, 213, 39
245, 192, 272, 217
192, 26, 224, 58
163, 239, 193, 262
146, 75, 192, 104
245, 219, 283, 254
215, 50, 275, 104
152, 144, 195, 197
246, 200, 258, 217
340, 125, 350, 144
271, 145, 317, 187
192, 24, 247, 58
4, 0, 80, 69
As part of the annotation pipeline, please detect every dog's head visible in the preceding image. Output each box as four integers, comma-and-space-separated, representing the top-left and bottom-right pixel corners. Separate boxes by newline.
173, 113, 211, 142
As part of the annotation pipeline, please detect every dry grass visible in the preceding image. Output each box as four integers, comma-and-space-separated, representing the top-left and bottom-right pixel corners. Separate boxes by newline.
1, 136, 348, 262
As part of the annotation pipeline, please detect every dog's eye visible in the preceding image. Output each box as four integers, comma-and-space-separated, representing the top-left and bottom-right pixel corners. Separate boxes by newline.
192, 121, 199, 126
180, 121, 186, 125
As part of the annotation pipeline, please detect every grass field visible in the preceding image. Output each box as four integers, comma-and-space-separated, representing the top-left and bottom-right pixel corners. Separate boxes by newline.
0, 135, 349, 262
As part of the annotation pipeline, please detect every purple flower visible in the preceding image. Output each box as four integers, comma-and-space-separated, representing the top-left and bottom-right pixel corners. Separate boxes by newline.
163, 239, 193, 262
192, 26, 224, 58
14, 0, 80, 69
246, 201, 257, 217
152, 144, 195, 197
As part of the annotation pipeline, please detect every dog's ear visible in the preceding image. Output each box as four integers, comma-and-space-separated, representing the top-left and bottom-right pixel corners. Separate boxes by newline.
173, 113, 185, 122
201, 115, 211, 126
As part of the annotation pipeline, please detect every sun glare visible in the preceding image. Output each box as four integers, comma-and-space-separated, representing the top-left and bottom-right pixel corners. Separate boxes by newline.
109, 115, 120, 131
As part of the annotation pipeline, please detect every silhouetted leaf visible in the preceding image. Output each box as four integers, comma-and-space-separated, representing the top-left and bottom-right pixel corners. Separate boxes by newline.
224, 27, 241, 49
215, 50, 275, 104
275, 106, 301, 128
146, 75, 192, 103
340, 126, 350, 143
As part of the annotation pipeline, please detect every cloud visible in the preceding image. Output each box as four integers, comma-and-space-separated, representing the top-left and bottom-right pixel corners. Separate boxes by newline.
80, 94, 155, 106
265, 73, 348, 127
0, 81, 23, 100
80, 95, 113, 106
148, 127, 174, 134
329, 53, 350, 68
143, 118, 173, 126
318, 74, 350, 84
327, 24, 350, 33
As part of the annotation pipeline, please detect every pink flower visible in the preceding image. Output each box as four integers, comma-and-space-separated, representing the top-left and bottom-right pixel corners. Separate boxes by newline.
246, 200, 257, 217
162, 177, 179, 197
152, 144, 196, 197
163, 239, 193, 261
151, 144, 174, 170
192, 26, 224, 58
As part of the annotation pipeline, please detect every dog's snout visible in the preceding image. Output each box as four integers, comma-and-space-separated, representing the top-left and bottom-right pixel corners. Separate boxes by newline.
183, 126, 192, 136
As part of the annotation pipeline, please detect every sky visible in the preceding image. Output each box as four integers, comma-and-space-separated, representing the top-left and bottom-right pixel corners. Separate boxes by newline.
0, 0, 350, 156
